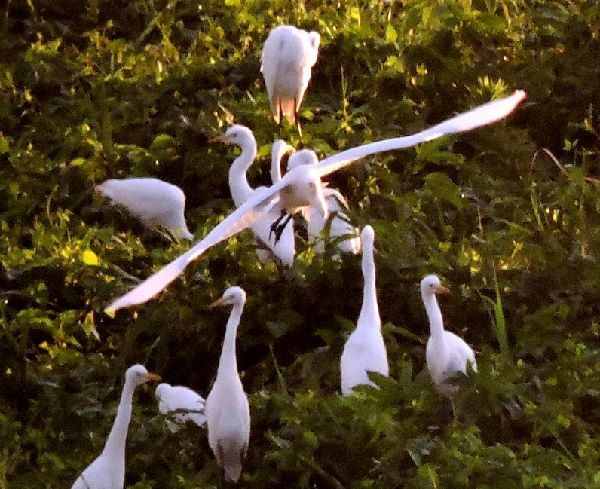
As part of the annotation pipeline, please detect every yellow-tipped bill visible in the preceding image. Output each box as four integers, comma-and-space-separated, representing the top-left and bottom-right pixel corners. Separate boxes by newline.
209, 134, 230, 143
433, 284, 450, 295
209, 297, 228, 309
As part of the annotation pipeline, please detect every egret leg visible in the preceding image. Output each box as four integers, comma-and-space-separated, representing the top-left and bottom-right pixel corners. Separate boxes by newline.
269, 212, 293, 244
269, 209, 288, 241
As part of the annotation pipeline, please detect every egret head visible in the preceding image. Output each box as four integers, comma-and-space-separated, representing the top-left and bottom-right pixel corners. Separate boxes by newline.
210, 125, 253, 146
308, 31, 321, 52
287, 148, 318, 171
360, 225, 375, 251
420, 274, 450, 297
210, 286, 247, 308
155, 382, 171, 400
126, 364, 162, 386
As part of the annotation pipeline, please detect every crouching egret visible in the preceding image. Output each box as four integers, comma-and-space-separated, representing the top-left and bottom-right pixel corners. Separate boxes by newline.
105, 90, 525, 313
96, 178, 194, 241
421, 275, 477, 395
205, 286, 250, 483
261, 25, 320, 125
340, 226, 388, 395
71, 365, 161, 489
210, 125, 296, 266
155, 383, 206, 431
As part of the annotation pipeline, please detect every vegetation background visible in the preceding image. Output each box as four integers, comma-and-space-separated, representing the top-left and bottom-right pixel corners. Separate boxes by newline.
1, 0, 600, 487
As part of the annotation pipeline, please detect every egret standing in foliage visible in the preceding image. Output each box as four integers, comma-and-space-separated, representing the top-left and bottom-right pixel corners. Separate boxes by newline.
261, 25, 320, 126
205, 286, 250, 483
421, 275, 477, 395
155, 383, 206, 431
71, 365, 161, 489
96, 178, 194, 241
340, 225, 388, 395
105, 90, 526, 312
211, 126, 296, 266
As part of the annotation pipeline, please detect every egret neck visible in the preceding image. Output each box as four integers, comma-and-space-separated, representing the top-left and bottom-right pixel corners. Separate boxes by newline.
101, 376, 136, 462
217, 302, 244, 379
228, 135, 257, 206
423, 291, 445, 339
357, 238, 380, 330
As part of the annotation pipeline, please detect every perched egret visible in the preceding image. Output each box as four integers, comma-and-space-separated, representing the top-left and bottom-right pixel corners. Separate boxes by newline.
421, 275, 477, 395
271, 142, 360, 255
155, 383, 206, 431
340, 226, 388, 395
261, 25, 320, 125
211, 126, 296, 266
71, 365, 161, 489
205, 286, 250, 483
105, 90, 525, 312
96, 178, 194, 241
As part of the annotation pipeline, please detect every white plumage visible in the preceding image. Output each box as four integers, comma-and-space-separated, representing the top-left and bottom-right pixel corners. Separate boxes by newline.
155, 383, 206, 431
105, 91, 525, 312
211, 125, 296, 266
261, 25, 320, 124
71, 365, 161, 489
96, 177, 194, 241
205, 286, 250, 483
421, 274, 477, 395
271, 143, 360, 255
340, 226, 388, 395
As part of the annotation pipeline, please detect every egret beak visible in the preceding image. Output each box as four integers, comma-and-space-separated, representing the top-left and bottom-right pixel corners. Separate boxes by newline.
209, 297, 228, 309
145, 373, 162, 383
209, 134, 229, 143
433, 284, 450, 295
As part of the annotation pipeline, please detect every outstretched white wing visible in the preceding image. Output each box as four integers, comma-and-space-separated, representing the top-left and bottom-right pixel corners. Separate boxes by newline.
315, 90, 526, 177
106, 180, 289, 312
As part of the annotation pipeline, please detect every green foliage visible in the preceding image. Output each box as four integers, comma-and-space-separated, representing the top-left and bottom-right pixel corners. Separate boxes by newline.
1, 0, 600, 487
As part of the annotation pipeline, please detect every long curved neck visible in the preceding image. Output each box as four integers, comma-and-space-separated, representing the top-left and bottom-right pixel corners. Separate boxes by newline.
423, 293, 445, 338
217, 303, 244, 379
228, 139, 257, 206
102, 378, 136, 460
357, 245, 380, 328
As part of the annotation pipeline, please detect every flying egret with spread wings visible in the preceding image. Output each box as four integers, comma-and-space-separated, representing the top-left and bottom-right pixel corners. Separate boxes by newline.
261, 25, 320, 126
105, 90, 525, 312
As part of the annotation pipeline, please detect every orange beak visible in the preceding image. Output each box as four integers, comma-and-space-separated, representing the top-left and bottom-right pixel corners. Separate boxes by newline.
433, 284, 450, 295
209, 134, 229, 143
145, 373, 162, 383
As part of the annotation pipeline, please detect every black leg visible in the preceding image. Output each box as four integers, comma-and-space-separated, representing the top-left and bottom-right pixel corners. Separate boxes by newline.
269, 209, 287, 241
272, 213, 293, 244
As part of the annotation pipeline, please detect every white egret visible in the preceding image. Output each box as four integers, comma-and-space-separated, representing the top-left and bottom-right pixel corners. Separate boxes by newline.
261, 25, 320, 125
210, 126, 296, 266
155, 383, 206, 431
71, 364, 161, 489
421, 274, 477, 395
105, 90, 525, 312
271, 141, 360, 255
340, 226, 388, 395
205, 286, 250, 483
96, 178, 194, 241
